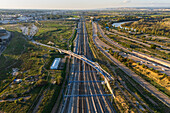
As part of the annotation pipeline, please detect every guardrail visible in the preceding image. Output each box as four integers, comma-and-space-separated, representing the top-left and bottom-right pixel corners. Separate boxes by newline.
31, 40, 113, 82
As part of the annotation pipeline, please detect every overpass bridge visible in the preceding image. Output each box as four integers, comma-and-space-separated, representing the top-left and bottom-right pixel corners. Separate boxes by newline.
32, 40, 114, 82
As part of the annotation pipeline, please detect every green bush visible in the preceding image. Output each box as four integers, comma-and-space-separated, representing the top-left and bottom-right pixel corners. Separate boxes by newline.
18, 98, 24, 102
14, 100, 18, 104
36, 79, 48, 86
142, 64, 145, 68
150, 44, 157, 49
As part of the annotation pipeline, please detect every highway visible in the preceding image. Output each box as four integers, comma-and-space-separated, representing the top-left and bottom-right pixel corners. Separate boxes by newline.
109, 27, 170, 53
97, 23, 170, 72
60, 17, 116, 113
93, 22, 170, 107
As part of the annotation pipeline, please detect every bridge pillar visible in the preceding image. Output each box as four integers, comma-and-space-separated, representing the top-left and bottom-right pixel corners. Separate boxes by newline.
104, 78, 116, 99
58, 50, 63, 54
111, 95, 113, 103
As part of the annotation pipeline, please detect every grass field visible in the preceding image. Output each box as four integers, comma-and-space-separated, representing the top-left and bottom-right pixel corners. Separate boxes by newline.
0, 30, 31, 92
0, 29, 51, 112
34, 20, 76, 50
0, 20, 75, 112
132, 63, 170, 96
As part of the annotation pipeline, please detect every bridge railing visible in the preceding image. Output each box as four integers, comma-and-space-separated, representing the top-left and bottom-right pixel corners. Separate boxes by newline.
32, 40, 113, 81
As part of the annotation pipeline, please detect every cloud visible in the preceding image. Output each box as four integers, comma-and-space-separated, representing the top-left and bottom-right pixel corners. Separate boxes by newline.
123, 0, 131, 3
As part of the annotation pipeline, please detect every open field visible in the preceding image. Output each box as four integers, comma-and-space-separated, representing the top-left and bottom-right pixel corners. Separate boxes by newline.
132, 63, 170, 95
107, 33, 170, 61
34, 20, 76, 50
122, 17, 170, 37
0, 31, 51, 112
98, 20, 170, 61
0, 20, 74, 112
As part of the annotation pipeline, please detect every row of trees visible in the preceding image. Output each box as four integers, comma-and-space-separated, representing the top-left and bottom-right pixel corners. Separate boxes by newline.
116, 16, 140, 22
122, 17, 170, 37
109, 50, 135, 68
109, 49, 169, 82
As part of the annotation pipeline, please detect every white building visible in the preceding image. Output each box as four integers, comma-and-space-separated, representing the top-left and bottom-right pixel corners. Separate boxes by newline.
50, 58, 61, 70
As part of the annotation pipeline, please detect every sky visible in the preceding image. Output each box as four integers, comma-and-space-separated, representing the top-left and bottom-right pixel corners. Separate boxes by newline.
0, 0, 170, 9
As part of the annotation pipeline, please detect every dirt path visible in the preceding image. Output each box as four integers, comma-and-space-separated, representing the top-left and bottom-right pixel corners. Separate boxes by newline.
32, 89, 48, 113
51, 56, 70, 113
5, 44, 26, 70
0, 96, 31, 102
28, 56, 51, 113
27, 87, 44, 113
67, 27, 76, 50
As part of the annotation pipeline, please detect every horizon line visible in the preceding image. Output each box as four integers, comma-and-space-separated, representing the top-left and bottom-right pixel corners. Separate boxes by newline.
0, 6, 170, 10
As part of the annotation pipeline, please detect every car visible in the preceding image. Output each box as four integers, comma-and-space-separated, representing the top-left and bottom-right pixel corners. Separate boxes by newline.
153, 63, 157, 66
140, 61, 144, 63
162, 68, 165, 71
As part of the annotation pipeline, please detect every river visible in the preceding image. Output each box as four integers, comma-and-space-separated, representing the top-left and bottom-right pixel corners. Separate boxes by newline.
112, 21, 135, 30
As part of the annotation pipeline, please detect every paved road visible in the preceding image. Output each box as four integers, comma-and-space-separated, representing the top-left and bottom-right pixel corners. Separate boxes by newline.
0, 45, 6, 56
95, 24, 170, 76
110, 27, 170, 52
97, 23, 170, 70
93, 22, 170, 107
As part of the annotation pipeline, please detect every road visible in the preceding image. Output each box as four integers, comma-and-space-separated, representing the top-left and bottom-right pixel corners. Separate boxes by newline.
110, 27, 170, 53
110, 30, 170, 53
95, 23, 170, 76
32, 39, 113, 81
0, 31, 12, 56
0, 45, 6, 56
51, 56, 70, 113
60, 17, 116, 113
93, 22, 170, 107
97, 23, 170, 72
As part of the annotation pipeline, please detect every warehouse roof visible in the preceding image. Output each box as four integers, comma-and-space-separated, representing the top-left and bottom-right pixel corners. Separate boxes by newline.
0, 29, 6, 33
50, 58, 61, 70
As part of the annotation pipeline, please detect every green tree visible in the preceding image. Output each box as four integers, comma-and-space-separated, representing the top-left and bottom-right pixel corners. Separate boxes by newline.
163, 73, 167, 78
109, 48, 113, 54
14, 100, 18, 104
142, 64, 145, 68
18, 98, 24, 102
150, 44, 157, 49
56, 75, 63, 85
36, 79, 48, 86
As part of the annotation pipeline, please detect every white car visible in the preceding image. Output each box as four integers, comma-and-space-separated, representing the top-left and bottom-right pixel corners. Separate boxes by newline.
153, 63, 157, 66
162, 68, 165, 71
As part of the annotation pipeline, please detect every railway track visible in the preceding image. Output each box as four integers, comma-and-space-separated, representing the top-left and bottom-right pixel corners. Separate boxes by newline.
61, 16, 116, 113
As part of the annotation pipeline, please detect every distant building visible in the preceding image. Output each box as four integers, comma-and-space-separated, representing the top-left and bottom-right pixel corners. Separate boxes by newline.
105, 50, 109, 52
50, 58, 61, 70
106, 27, 109, 30
0, 29, 11, 44
0, 29, 6, 34
93, 34, 97, 37
47, 41, 55, 45
14, 79, 22, 83
67, 18, 79, 20
90, 17, 94, 20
